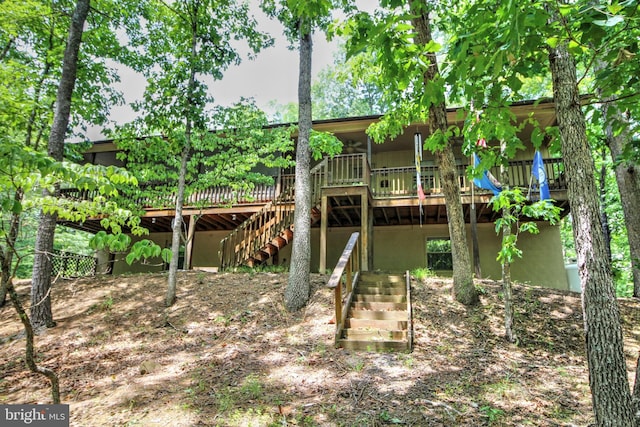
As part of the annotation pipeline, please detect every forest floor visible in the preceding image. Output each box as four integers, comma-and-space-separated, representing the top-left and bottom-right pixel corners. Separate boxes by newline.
1, 271, 640, 426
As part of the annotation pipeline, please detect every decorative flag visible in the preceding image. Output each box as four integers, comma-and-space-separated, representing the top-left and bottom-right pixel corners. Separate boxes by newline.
532, 150, 551, 201
473, 153, 502, 196
415, 132, 424, 224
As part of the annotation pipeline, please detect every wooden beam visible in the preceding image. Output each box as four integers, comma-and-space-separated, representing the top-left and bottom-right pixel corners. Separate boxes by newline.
361, 192, 369, 271
320, 194, 328, 273
142, 205, 263, 217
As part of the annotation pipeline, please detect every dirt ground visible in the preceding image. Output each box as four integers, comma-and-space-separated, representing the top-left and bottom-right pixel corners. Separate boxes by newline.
1, 271, 640, 426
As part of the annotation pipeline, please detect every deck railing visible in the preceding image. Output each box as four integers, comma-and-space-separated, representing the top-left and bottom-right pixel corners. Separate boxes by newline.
218, 158, 330, 269
61, 154, 565, 212
326, 154, 370, 187
218, 185, 296, 269
60, 181, 280, 210
327, 232, 360, 345
370, 157, 566, 198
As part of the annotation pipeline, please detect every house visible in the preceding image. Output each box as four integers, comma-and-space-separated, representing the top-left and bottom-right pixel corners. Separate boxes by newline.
62, 98, 571, 289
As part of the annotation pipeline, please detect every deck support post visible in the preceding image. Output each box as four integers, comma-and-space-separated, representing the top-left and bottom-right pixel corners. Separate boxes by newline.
320, 193, 328, 273
360, 190, 370, 271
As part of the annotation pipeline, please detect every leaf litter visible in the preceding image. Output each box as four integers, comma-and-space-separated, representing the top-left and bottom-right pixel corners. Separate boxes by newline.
1, 271, 640, 426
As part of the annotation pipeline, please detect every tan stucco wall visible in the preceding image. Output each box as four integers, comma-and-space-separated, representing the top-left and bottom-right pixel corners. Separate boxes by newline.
109, 223, 568, 290
314, 223, 568, 290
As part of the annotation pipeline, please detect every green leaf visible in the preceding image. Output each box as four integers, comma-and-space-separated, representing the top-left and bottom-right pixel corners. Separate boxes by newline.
161, 247, 173, 264
593, 15, 624, 27
558, 4, 573, 16
607, 3, 623, 15
424, 40, 441, 53
546, 36, 559, 48
125, 252, 136, 265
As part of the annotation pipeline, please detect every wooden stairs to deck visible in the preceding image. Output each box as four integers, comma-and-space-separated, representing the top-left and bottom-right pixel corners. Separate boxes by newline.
245, 206, 322, 266
219, 158, 330, 270
337, 272, 413, 352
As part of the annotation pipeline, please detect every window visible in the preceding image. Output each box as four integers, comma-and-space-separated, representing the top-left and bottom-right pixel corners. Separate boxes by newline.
427, 238, 453, 270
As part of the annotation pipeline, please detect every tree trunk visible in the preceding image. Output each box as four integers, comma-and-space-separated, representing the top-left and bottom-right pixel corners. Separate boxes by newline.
285, 21, 312, 312
8, 280, 60, 403
470, 202, 482, 279
166, 143, 189, 307
410, 0, 478, 306
500, 149, 515, 343
634, 353, 640, 410
31, 0, 90, 329
598, 149, 612, 262
549, 41, 635, 426
166, 12, 199, 307
501, 209, 515, 342
0, 191, 23, 308
602, 103, 640, 297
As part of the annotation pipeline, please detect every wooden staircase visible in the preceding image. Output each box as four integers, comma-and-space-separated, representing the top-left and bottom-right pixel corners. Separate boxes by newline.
337, 272, 413, 352
218, 159, 329, 269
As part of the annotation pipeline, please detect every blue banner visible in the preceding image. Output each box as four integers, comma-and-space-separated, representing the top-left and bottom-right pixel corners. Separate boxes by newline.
473, 154, 501, 196
532, 150, 551, 201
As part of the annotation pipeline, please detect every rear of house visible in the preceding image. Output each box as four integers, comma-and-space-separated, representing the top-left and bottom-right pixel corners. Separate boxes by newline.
63, 99, 570, 289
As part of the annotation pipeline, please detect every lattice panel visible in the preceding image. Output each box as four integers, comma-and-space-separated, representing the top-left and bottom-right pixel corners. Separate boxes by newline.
51, 250, 97, 278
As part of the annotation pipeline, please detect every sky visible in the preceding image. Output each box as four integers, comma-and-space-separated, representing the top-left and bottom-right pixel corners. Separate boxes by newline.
86, 2, 376, 140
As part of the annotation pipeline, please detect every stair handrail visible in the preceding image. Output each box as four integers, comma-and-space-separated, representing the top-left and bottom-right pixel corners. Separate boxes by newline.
405, 271, 414, 351
327, 231, 360, 345
218, 157, 329, 269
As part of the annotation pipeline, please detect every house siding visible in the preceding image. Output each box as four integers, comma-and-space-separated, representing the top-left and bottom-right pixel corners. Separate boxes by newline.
111, 223, 568, 290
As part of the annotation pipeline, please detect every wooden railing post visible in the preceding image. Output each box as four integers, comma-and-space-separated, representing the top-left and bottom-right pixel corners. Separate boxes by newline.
327, 232, 360, 345
334, 285, 342, 331
346, 258, 352, 294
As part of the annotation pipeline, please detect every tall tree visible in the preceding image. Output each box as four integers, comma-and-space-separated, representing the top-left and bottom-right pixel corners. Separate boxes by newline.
409, 0, 478, 305
285, 16, 314, 311
117, 0, 289, 306
550, 38, 635, 427
0, 0, 139, 402
264, 0, 350, 311
0, 1, 71, 307
311, 45, 386, 119
340, 0, 479, 305
603, 107, 640, 297
441, 1, 639, 421
30, 0, 91, 329
587, 3, 640, 297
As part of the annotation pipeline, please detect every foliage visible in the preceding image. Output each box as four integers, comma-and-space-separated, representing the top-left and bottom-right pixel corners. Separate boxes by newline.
411, 267, 435, 281
337, 4, 445, 145
0, 0, 151, 294
479, 404, 505, 425
310, 43, 387, 119
592, 149, 633, 296
491, 189, 561, 264
310, 130, 343, 160
107, 0, 294, 288
116, 102, 294, 210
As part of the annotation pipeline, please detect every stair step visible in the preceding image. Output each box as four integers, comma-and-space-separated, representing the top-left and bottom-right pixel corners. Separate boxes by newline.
337, 339, 410, 352
359, 273, 405, 284
351, 301, 407, 311
342, 329, 408, 340
353, 294, 407, 303
355, 285, 406, 295
358, 280, 406, 288
347, 318, 408, 330
348, 309, 408, 321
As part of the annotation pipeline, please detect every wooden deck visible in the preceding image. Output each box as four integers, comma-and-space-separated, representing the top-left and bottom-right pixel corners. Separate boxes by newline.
59, 153, 569, 234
